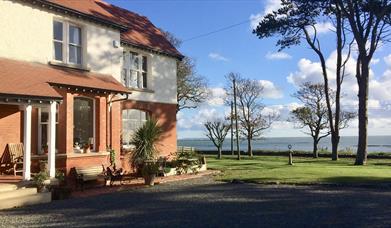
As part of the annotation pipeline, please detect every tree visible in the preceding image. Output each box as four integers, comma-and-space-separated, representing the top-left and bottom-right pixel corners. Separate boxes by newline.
253, 0, 353, 161
290, 83, 356, 158
236, 78, 278, 157
225, 72, 242, 160
290, 83, 331, 158
204, 119, 231, 159
336, 0, 391, 165
161, 30, 208, 113
176, 57, 208, 112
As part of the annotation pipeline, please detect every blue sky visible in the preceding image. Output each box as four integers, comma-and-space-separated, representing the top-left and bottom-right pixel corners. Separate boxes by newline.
108, 0, 391, 139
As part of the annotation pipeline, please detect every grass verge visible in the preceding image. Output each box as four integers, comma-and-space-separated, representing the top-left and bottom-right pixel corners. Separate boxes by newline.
206, 155, 391, 185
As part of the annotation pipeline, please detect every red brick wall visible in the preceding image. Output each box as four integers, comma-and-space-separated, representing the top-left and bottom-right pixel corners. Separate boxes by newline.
0, 105, 22, 158
121, 100, 177, 157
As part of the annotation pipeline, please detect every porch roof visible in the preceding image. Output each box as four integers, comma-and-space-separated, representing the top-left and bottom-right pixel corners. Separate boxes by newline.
0, 58, 131, 100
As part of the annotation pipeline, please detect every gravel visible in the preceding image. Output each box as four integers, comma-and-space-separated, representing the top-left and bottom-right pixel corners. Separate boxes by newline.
1, 176, 391, 227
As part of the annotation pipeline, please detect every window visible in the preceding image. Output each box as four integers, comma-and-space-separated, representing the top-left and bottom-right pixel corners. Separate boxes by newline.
38, 107, 59, 154
53, 20, 83, 65
122, 109, 149, 147
122, 51, 148, 89
73, 97, 95, 150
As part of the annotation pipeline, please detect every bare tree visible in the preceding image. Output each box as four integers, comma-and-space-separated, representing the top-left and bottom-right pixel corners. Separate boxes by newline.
290, 83, 356, 158
236, 78, 278, 157
161, 30, 208, 113
290, 83, 331, 158
204, 119, 231, 159
177, 57, 208, 112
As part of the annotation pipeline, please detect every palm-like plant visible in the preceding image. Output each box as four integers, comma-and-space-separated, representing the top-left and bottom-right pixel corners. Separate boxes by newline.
129, 118, 163, 169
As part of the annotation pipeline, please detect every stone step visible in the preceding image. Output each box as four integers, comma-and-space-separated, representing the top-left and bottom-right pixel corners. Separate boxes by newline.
0, 192, 51, 210
0, 187, 37, 200
0, 184, 17, 193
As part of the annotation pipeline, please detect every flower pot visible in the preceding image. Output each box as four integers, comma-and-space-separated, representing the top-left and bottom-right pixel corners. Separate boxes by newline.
143, 174, 156, 186
52, 186, 72, 200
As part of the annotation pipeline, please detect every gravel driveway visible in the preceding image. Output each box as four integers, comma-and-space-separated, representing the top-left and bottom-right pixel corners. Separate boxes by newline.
1, 176, 391, 228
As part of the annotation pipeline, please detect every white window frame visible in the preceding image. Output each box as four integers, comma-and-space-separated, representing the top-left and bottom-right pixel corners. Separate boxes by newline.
73, 97, 96, 151
121, 109, 149, 148
53, 20, 84, 66
37, 106, 59, 154
122, 51, 148, 89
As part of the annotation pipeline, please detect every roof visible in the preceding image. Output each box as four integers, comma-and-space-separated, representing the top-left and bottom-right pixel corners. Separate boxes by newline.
45, 0, 183, 59
0, 58, 130, 99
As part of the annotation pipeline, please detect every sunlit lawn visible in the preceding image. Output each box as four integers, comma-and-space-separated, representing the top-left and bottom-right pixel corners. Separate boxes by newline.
206, 155, 391, 184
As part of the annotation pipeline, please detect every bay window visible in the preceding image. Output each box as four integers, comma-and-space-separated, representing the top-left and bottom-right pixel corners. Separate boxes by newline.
122, 109, 149, 148
73, 97, 95, 150
53, 20, 83, 65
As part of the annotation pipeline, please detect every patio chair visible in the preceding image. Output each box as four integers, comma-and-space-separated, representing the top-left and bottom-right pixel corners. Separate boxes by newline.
7, 143, 24, 176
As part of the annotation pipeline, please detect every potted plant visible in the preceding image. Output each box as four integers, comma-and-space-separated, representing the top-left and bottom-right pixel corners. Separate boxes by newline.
33, 171, 49, 192
83, 143, 90, 153
51, 170, 72, 200
129, 118, 163, 186
42, 144, 48, 154
141, 161, 159, 185
74, 142, 81, 153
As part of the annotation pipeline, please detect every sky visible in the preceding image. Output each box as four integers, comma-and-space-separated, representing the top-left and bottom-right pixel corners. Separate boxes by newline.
107, 0, 391, 139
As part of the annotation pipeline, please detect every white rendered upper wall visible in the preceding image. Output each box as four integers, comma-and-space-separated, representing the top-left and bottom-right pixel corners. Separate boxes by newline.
121, 46, 178, 105
0, 0, 177, 105
0, 0, 122, 78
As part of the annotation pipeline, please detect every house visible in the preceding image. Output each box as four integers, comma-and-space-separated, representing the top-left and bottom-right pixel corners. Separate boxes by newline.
0, 0, 182, 181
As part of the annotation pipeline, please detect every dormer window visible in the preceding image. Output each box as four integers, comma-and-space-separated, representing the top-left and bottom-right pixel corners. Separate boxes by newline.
122, 51, 148, 89
53, 20, 83, 65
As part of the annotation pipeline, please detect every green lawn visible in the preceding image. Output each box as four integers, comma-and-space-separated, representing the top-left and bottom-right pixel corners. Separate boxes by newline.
206, 155, 391, 184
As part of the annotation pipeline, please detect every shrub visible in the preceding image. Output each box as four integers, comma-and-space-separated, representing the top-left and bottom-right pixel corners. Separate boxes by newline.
129, 118, 163, 171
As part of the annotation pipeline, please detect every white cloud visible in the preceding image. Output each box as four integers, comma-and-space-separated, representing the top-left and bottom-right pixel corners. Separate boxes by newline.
249, 0, 281, 29
265, 51, 292, 60
207, 87, 226, 106
371, 58, 380, 65
384, 54, 391, 66
287, 52, 391, 132
208, 52, 229, 62
307, 22, 335, 36
259, 80, 284, 99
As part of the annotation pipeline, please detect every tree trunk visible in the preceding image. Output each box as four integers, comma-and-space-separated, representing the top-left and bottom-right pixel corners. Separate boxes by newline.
332, 6, 342, 161
233, 79, 240, 160
231, 102, 234, 155
312, 139, 319, 158
247, 137, 253, 157
331, 134, 340, 160
355, 61, 369, 165
217, 147, 222, 160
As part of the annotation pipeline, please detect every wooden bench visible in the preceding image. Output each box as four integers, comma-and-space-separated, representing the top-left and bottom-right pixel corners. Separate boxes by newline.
74, 166, 105, 190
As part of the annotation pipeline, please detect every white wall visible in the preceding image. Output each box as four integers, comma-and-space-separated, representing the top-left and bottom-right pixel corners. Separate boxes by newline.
122, 47, 177, 105
0, 0, 177, 105
0, 0, 122, 79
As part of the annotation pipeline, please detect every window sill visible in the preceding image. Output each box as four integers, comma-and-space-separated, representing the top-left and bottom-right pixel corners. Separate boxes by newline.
48, 61, 90, 72
32, 153, 67, 160
68, 151, 110, 158
128, 87, 155, 93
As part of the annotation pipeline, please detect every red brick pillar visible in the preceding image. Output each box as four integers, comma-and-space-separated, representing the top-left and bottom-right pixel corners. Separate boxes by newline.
96, 97, 107, 152
111, 102, 121, 166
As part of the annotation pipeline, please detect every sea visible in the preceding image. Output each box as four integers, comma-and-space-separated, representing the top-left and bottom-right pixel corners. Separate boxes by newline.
178, 136, 391, 153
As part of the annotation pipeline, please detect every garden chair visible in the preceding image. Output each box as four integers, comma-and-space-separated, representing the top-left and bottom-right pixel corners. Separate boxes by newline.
7, 143, 24, 176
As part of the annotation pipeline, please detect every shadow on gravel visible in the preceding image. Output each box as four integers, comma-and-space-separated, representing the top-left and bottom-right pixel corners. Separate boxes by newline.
1, 177, 391, 227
